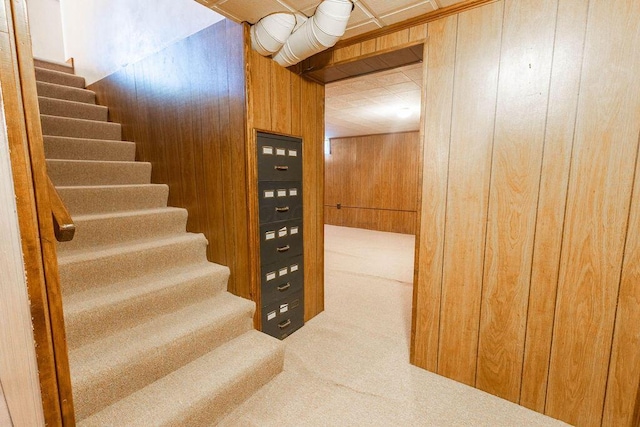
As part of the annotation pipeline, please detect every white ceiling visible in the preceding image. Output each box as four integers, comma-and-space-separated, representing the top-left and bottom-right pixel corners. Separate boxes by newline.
196, 0, 462, 39
325, 62, 423, 138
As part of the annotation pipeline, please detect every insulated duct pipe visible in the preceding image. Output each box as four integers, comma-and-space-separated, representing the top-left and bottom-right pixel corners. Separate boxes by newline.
273, 0, 353, 67
250, 13, 297, 56
249, 0, 352, 67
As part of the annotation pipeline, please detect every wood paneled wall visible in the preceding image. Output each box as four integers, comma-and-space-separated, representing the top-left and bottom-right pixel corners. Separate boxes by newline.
90, 20, 325, 324
410, 1, 640, 426
90, 20, 252, 298
246, 44, 325, 322
324, 132, 420, 235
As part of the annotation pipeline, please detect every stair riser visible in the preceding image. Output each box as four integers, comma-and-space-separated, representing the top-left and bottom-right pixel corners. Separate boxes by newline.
34, 58, 74, 74
73, 312, 254, 420
44, 137, 136, 162
58, 209, 188, 253
41, 115, 121, 140
39, 97, 108, 121
35, 67, 86, 88
65, 270, 229, 349
37, 81, 95, 104
47, 160, 151, 186
59, 237, 209, 294
57, 185, 169, 215
179, 349, 284, 426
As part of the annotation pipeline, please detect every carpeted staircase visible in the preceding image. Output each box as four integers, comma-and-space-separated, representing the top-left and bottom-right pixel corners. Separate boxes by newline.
35, 58, 285, 425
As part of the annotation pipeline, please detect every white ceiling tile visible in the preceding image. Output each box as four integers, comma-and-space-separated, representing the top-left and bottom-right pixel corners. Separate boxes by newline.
342, 21, 381, 39
379, 1, 437, 26
215, 0, 288, 23
357, 0, 428, 17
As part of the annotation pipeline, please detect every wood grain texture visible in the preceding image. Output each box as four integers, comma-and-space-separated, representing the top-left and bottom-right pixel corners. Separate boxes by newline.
0, 32, 46, 427
545, 0, 640, 424
475, 0, 557, 402
411, 15, 457, 371
246, 47, 325, 323
2, 0, 73, 422
519, 0, 590, 412
324, 132, 420, 234
0, 381, 11, 426
90, 20, 251, 298
436, 1, 503, 386
603, 133, 640, 427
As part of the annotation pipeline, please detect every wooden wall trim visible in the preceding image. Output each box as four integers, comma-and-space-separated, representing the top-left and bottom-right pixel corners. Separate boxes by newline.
2, 0, 73, 424
332, 0, 498, 49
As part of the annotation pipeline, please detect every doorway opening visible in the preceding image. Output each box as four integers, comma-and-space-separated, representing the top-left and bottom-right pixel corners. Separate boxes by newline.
322, 61, 424, 349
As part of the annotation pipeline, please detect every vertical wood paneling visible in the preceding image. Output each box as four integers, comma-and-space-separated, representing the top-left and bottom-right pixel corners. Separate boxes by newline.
436, 1, 503, 386
246, 51, 325, 323
270, 63, 291, 134
411, 16, 456, 370
603, 133, 640, 427
476, 0, 557, 402
545, 0, 640, 424
520, 0, 590, 411
90, 20, 249, 296
324, 132, 421, 234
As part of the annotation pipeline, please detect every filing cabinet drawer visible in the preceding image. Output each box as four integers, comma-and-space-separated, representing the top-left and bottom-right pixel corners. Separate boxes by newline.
257, 133, 302, 181
261, 255, 303, 308
262, 290, 304, 340
258, 181, 303, 224
260, 219, 303, 265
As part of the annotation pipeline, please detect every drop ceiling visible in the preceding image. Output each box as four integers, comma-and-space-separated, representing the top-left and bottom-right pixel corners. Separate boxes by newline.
195, 0, 463, 39
325, 62, 423, 139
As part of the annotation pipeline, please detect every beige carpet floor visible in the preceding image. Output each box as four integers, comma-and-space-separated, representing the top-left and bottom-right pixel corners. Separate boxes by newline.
220, 225, 569, 427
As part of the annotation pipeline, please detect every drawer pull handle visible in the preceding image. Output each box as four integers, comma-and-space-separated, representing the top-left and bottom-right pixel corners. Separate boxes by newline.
276, 206, 290, 213
277, 245, 290, 253
277, 283, 291, 292
278, 319, 292, 329
275, 165, 289, 171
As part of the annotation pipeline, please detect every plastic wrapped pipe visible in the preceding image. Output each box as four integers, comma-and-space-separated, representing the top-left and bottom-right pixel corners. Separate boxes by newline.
272, 0, 353, 67
250, 13, 297, 56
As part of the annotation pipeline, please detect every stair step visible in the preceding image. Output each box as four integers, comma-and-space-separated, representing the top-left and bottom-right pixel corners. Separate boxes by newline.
36, 81, 95, 104
58, 207, 188, 253
56, 184, 169, 215
78, 330, 284, 426
35, 67, 85, 88
44, 136, 136, 162
34, 58, 74, 74
64, 262, 230, 349
58, 233, 208, 294
39, 97, 108, 121
70, 294, 256, 420
41, 115, 121, 140
47, 159, 151, 186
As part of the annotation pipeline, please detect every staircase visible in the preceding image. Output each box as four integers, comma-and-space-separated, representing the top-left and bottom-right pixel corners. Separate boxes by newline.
35, 59, 285, 425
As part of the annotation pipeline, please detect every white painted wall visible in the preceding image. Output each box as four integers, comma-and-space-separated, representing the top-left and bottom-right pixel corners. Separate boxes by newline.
27, 0, 66, 62
59, 0, 225, 84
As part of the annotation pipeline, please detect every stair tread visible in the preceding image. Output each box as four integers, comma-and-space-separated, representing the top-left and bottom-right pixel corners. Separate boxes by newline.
78, 330, 283, 426
69, 292, 253, 372
48, 158, 143, 166
38, 96, 107, 118
58, 232, 207, 265
34, 58, 74, 74
40, 113, 117, 126
35, 66, 85, 88
71, 206, 185, 222
44, 135, 133, 145
36, 81, 95, 100
64, 262, 229, 316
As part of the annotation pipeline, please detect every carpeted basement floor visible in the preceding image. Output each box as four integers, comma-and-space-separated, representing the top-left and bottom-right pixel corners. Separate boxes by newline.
220, 225, 569, 426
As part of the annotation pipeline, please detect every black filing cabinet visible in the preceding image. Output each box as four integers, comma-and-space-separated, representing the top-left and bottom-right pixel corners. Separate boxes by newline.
257, 132, 304, 339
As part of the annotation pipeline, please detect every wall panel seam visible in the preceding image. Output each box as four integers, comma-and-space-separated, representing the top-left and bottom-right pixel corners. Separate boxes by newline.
542, 0, 592, 411
518, 0, 561, 405
474, 1, 506, 387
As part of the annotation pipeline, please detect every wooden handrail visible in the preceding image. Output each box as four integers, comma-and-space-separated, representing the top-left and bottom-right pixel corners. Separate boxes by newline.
48, 177, 75, 242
